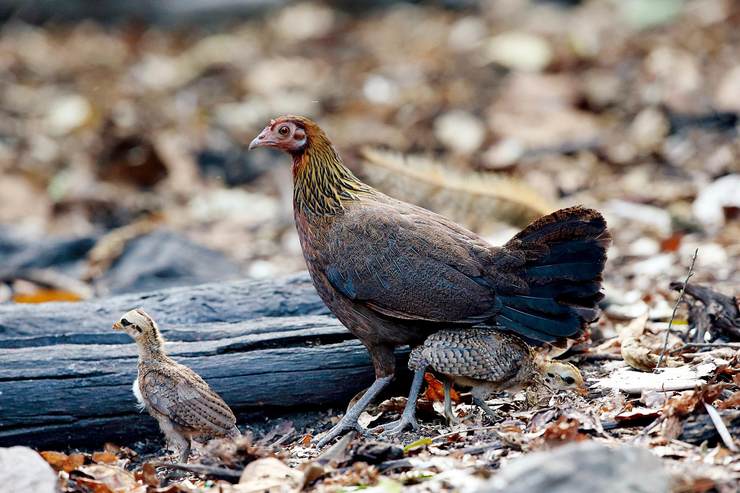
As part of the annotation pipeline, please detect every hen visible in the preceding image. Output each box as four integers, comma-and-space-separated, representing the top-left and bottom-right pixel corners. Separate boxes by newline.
249, 116, 610, 446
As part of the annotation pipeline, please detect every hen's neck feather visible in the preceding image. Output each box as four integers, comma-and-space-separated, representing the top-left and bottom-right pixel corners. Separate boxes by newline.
292, 133, 372, 217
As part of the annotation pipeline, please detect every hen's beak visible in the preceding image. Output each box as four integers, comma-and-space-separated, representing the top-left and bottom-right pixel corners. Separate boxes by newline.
248, 127, 273, 150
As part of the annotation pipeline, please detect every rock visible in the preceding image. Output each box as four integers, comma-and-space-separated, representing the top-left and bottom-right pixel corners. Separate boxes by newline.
478, 441, 669, 493
484, 31, 552, 72
45, 94, 92, 135
692, 174, 740, 232
604, 200, 672, 236
434, 110, 486, 154
715, 65, 740, 112
0, 446, 59, 493
96, 230, 241, 294
0, 226, 96, 277
629, 107, 669, 153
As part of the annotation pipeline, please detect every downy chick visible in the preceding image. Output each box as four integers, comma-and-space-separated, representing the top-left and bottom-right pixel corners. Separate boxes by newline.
408, 328, 585, 423
113, 308, 240, 462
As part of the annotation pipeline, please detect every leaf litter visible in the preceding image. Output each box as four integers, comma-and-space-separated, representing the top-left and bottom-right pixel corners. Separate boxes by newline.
1, 0, 738, 491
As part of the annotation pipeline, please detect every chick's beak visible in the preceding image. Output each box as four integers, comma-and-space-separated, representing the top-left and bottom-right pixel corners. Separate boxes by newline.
112, 321, 123, 331
248, 127, 273, 150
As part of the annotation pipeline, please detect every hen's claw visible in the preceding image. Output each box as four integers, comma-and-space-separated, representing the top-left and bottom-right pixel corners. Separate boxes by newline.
314, 375, 393, 448
374, 414, 420, 436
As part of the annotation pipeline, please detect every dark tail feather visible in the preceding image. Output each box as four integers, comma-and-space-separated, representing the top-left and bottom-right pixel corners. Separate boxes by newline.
495, 206, 610, 344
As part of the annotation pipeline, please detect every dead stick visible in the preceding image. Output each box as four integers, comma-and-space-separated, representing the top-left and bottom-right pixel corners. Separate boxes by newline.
681, 342, 740, 349
656, 249, 698, 370
148, 461, 242, 481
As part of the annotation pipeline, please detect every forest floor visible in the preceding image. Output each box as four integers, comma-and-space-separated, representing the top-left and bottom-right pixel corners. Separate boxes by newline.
0, 0, 738, 492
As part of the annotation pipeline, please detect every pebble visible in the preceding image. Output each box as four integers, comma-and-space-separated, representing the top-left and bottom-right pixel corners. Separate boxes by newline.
692, 174, 740, 231
484, 31, 552, 72
434, 110, 486, 154
45, 94, 91, 135
715, 65, 740, 112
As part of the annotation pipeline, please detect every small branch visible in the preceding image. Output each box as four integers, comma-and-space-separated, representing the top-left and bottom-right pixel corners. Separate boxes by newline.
680, 342, 740, 349
656, 249, 698, 370
148, 461, 242, 481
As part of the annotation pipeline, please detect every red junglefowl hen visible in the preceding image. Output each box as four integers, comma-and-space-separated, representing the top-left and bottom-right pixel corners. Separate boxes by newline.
249, 116, 610, 446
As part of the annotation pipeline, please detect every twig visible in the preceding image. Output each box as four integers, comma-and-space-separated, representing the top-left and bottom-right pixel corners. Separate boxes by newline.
148, 461, 242, 481
656, 249, 698, 370
431, 425, 501, 442
703, 402, 738, 452
680, 342, 740, 349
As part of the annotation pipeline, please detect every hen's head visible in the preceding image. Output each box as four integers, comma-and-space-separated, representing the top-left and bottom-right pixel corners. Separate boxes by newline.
249, 115, 326, 155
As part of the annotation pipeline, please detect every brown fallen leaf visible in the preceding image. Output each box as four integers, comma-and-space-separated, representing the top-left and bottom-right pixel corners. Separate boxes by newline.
236, 457, 304, 493
92, 451, 119, 464
135, 463, 160, 487
422, 372, 460, 403
542, 416, 589, 444
40, 450, 85, 472
78, 464, 145, 493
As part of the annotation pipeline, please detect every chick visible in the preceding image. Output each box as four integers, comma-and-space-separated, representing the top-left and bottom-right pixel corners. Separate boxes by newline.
409, 329, 585, 423
113, 308, 240, 462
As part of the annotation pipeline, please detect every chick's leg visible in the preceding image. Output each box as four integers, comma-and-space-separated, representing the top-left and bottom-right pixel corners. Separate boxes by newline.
315, 375, 393, 447
472, 388, 497, 421
373, 368, 425, 436
444, 378, 460, 425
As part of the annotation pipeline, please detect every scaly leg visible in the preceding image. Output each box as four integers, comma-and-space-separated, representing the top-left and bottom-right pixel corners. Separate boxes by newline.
373, 368, 425, 436
315, 375, 393, 447
444, 378, 460, 425
472, 395, 497, 421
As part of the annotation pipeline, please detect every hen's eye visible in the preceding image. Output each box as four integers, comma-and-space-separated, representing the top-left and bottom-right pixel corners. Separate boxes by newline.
278, 125, 290, 136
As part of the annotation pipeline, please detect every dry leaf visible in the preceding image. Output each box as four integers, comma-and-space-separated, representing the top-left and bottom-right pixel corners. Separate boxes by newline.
78, 464, 145, 493
422, 372, 460, 403
13, 289, 83, 303
542, 416, 588, 444
40, 450, 85, 472
92, 451, 119, 464
236, 457, 304, 493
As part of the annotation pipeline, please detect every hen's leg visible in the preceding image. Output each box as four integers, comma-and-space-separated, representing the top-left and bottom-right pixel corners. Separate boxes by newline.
443, 378, 460, 425
315, 375, 392, 447
374, 368, 425, 436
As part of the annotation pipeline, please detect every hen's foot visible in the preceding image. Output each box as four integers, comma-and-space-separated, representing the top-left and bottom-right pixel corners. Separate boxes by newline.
314, 375, 393, 448
373, 414, 420, 436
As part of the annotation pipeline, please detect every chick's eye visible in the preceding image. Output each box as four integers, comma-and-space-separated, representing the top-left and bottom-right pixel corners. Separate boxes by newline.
278, 125, 290, 136
563, 376, 575, 385
121, 318, 132, 327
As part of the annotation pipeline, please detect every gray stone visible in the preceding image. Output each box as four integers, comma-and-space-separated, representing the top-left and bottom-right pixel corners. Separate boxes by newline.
97, 230, 241, 294
479, 441, 669, 493
0, 446, 59, 493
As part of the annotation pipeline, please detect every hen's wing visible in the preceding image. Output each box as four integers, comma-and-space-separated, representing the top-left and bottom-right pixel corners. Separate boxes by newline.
322, 198, 525, 324
140, 365, 236, 435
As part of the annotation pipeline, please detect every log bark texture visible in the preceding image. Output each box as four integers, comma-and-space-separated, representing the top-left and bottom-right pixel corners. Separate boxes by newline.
0, 273, 408, 449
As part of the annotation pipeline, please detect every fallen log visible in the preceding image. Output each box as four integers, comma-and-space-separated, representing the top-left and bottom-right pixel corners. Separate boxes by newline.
0, 273, 409, 449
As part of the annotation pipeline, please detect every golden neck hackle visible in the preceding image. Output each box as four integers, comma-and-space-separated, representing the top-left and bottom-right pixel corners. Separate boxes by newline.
291, 131, 372, 217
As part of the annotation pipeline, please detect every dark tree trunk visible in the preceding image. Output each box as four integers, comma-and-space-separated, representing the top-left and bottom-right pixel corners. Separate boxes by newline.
0, 273, 408, 449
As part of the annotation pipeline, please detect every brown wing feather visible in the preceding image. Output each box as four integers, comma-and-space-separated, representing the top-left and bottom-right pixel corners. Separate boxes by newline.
140, 365, 236, 435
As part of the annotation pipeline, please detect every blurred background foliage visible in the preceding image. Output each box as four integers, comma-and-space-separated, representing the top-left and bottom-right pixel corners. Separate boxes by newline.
0, 0, 737, 302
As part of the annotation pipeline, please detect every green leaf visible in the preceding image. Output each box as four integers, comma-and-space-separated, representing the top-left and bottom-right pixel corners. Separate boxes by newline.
403, 437, 432, 453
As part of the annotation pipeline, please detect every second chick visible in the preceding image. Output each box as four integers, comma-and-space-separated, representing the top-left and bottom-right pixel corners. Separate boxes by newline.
113, 308, 240, 462
409, 328, 585, 423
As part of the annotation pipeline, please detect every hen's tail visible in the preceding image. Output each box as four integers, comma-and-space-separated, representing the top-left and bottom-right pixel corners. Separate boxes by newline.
494, 206, 610, 344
